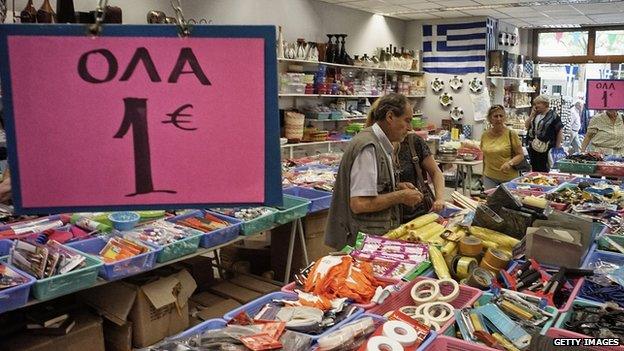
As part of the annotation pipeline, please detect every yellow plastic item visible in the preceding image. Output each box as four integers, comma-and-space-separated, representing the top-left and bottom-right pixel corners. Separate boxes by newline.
429, 245, 451, 279
492, 333, 521, 351
470, 312, 484, 332
412, 222, 445, 242
385, 225, 408, 239
469, 226, 520, 249
522, 196, 547, 209
405, 213, 439, 230
441, 241, 458, 256
481, 239, 500, 250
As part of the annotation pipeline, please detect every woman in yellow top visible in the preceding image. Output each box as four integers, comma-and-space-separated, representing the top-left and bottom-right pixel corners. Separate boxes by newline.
464, 105, 526, 190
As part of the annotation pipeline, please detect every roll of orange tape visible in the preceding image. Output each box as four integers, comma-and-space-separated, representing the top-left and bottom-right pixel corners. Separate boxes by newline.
483, 248, 511, 270
479, 257, 501, 275
459, 236, 483, 257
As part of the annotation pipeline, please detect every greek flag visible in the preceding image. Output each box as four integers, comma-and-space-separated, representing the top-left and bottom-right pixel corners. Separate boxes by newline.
422, 21, 487, 75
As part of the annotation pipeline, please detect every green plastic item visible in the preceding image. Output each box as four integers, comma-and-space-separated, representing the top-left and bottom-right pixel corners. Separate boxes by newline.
355, 232, 367, 250
445, 292, 559, 336
341, 245, 354, 254
273, 195, 310, 225
136, 210, 167, 219
554, 299, 601, 329
402, 261, 432, 281
156, 232, 203, 263
239, 207, 279, 235
70, 214, 111, 232
556, 160, 597, 174
31, 253, 103, 301
596, 234, 624, 254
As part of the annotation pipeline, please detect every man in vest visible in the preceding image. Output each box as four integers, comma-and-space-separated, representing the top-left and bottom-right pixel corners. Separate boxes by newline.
325, 93, 424, 249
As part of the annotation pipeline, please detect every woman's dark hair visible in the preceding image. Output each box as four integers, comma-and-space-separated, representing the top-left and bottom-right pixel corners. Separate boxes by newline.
366, 93, 410, 127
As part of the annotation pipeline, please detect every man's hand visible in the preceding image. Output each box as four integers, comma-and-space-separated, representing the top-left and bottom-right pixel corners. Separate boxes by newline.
431, 199, 445, 212
399, 188, 423, 207
397, 182, 416, 190
0, 176, 11, 204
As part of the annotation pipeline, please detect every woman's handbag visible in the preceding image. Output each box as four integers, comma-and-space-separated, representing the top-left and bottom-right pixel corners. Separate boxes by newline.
510, 131, 531, 172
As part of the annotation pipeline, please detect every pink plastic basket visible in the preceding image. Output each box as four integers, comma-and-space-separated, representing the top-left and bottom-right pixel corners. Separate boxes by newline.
281, 277, 406, 310
423, 335, 492, 351
368, 277, 482, 333
546, 328, 624, 351
506, 261, 584, 312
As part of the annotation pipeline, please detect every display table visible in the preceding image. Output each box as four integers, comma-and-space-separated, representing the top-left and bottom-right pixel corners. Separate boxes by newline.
436, 159, 483, 195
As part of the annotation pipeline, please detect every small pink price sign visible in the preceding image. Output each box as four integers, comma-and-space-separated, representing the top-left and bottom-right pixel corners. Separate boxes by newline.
0, 25, 281, 213
586, 79, 624, 110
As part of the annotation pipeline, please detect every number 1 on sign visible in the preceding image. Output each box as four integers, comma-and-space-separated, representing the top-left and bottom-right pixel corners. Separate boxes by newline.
603, 90, 608, 108
114, 97, 176, 197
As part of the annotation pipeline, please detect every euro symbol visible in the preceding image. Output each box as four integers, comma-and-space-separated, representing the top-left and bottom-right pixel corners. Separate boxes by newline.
163, 104, 197, 131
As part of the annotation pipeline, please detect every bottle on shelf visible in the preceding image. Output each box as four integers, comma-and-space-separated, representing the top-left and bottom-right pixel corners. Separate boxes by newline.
56, 0, 76, 23
325, 34, 336, 63
20, 0, 37, 23
37, 0, 56, 23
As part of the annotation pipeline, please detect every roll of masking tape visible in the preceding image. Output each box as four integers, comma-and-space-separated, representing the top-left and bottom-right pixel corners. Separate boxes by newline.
411, 280, 440, 304
455, 256, 478, 280
382, 321, 418, 346
423, 302, 455, 324
367, 336, 405, 351
416, 302, 431, 316
467, 267, 495, 290
484, 248, 511, 269
399, 306, 419, 318
383, 310, 395, 319
459, 236, 483, 257
436, 278, 460, 302
429, 320, 441, 331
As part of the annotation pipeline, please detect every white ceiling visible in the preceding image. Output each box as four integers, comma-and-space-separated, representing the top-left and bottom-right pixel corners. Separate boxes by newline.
316, 0, 624, 27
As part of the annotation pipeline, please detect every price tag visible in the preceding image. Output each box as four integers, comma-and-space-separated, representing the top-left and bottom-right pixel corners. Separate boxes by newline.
0, 25, 281, 213
586, 79, 624, 110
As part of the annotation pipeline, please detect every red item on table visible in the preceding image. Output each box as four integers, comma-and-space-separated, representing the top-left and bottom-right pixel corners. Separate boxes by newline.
240, 333, 282, 350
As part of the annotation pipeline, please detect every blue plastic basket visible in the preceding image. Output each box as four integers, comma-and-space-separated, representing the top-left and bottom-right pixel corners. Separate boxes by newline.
0, 239, 12, 256
172, 318, 227, 340
68, 235, 159, 281
168, 210, 242, 249
0, 262, 36, 314
223, 291, 364, 341
569, 177, 624, 188
283, 186, 332, 213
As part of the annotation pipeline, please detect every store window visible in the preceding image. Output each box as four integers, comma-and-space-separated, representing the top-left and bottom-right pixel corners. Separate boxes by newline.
537, 31, 589, 57
595, 30, 624, 55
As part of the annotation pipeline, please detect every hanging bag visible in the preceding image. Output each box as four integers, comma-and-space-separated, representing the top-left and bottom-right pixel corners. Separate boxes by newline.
407, 135, 434, 211
509, 130, 531, 172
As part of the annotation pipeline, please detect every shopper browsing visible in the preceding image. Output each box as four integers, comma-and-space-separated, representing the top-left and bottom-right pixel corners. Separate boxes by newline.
525, 95, 563, 172
580, 110, 624, 155
462, 105, 526, 190
569, 99, 584, 154
325, 93, 424, 249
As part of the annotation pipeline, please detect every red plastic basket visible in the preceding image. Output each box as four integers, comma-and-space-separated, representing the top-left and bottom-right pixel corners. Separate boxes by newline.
281, 277, 406, 310
597, 162, 624, 177
546, 328, 624, 351
368, 277, 482, 333
423, 335, 492, 351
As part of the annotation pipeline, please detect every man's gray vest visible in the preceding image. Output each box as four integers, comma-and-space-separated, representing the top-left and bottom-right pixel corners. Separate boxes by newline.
324, 127, 401, 249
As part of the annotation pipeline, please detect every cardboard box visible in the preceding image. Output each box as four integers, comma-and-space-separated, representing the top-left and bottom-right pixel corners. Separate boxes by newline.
103, 320, 132, 351
0, 311, 104, 351
526, 226, 584, 268
209, 281, 263, 303
80, 269, 196, 348
190, 291, 242, 320
176, 256, 216, 290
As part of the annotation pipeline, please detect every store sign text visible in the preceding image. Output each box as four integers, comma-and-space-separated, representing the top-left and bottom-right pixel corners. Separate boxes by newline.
586, 79, 624, 110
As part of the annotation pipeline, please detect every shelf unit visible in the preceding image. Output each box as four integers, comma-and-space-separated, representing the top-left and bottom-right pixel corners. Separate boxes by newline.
278, 58, 425, 75
486, 76, 534, 81
279, 58, 426, 157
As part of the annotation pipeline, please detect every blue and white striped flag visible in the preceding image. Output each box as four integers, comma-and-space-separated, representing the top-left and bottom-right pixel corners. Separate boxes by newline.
422, 21, 487, 75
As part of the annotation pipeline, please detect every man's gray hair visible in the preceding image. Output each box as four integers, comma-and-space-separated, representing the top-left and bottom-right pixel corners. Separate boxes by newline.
533, 95, 550, 106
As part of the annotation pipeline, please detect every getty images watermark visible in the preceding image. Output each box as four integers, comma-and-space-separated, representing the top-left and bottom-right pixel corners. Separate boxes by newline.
553, 338, 621, 347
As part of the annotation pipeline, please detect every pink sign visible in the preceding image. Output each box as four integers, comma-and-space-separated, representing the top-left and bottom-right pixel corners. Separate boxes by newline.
4, 34, 272, 210
586, 79, 624, 110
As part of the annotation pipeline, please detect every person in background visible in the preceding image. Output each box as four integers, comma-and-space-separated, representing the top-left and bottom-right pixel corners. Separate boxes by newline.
569, 99, 584, 154
462, 105, 525, 190
0, 168, 10, 204
325, 93, 424, 249
580, 110, 624, 155
525, 95, 563, 172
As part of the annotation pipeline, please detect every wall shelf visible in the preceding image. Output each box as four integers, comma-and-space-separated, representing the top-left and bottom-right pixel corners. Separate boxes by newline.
487, 76, 534, 81
278, 93, 425, 98
278, 58, 424, 75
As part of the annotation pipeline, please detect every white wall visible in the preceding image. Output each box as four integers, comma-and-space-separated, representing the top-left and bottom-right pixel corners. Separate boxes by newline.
9, 0, 408, 57
9, 0, 172, 24
405, 17, 489, 139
